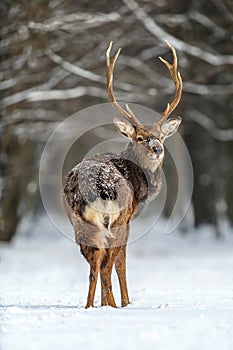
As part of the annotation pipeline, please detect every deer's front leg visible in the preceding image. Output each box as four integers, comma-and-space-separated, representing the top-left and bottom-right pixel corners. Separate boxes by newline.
85, 249, 102, 309
115, 246, 130, 307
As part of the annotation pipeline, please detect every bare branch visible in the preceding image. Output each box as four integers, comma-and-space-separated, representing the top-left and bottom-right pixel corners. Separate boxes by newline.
120, 55, 233, 96
122, 0, 233, 65
1, 69, 73, 108
28, 12, 121, 32
0, 78, 17, 90
188, 109, 233, 141
183, 82, 233, 96
189, 10, 226, 36
46, 48, 134, 91
26, 86, 147, 103
155, 14, 188, 26
210, 0, 233, 22
2, 85, 46, 108
27, 87, 88, 101
46, 48, 105, 84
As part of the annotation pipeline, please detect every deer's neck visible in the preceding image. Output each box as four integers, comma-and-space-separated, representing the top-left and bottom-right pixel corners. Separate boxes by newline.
123, 142, 163, 173
121, 142, 163, 201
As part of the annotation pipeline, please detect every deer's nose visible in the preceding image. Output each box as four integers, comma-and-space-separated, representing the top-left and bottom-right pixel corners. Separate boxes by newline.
153, 145, 163, 155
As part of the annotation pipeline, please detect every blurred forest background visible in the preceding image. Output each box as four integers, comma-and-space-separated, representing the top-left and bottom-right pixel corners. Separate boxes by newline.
1, 0, 233, 241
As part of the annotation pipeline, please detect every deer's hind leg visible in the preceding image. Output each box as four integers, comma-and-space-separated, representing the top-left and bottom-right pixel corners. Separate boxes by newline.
83, 247, 102, 309
100, 264, 116, 308
101, 279, 108, 306
115, 246, 130, 307
100, 248, 121, 308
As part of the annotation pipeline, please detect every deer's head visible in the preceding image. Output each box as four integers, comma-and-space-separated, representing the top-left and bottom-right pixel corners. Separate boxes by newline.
106, 41, 182, 171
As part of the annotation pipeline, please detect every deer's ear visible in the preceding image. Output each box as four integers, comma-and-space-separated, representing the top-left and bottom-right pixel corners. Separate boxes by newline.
161, 117, 182, 139
114, 118, 136, 139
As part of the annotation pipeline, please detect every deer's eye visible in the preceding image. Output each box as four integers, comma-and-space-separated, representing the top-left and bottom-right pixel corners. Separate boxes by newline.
137, 135, 144, 142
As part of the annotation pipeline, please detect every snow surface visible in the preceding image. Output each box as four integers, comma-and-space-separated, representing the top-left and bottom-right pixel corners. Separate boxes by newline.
1, 216, 233, 350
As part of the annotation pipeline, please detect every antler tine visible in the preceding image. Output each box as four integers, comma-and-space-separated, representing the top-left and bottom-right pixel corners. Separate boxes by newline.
106, 41, 140, 126
156, 41, 183, 126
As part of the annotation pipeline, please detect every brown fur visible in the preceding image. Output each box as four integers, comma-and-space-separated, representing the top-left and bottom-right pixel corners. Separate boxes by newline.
63, 42, 182, 308
63, 135, 164, 308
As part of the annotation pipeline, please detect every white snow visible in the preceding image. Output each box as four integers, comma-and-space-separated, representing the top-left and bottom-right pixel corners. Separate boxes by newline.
1, 216, 233, 350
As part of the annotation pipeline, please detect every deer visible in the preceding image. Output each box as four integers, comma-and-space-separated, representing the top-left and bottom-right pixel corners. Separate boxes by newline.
63, 41, 183, 308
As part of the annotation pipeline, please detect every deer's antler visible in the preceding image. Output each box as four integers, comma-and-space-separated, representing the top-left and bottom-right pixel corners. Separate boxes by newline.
156, 41, 183, 126
106, 41, 141, 126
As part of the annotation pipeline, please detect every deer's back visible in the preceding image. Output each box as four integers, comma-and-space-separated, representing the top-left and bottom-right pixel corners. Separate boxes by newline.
63, 153, 148, 242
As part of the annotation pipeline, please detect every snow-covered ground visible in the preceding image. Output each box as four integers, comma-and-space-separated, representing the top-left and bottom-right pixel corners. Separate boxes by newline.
1, 216, 233, 350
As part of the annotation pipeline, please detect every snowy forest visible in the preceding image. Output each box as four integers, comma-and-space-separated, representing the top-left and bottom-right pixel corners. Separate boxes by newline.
1, 0, 233, 241
1, 1, 233, 350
